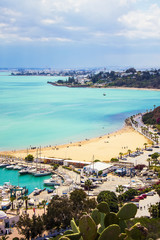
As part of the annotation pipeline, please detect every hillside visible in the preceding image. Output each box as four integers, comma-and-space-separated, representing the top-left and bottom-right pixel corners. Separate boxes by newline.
142, 106, 160, 125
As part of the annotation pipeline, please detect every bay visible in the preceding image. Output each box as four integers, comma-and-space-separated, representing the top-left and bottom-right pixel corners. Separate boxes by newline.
0, 72, 160, 151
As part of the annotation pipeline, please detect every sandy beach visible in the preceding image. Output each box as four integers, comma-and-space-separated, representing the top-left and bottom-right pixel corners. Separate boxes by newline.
1, 125, 151, 162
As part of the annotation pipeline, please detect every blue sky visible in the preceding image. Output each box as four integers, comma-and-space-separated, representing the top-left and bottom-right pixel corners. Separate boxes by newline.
0, 0, 160, 69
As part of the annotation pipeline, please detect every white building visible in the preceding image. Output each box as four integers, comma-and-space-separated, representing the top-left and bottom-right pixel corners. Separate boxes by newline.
83, 162, 113, 175
0, 211, 19, 235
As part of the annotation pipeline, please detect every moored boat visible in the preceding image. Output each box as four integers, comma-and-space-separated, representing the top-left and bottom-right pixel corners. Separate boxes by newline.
43, 178, 61, 186
0, 163, 9, 168
34, 170, 51, 177
6, 165, 15, 169
19, 168, 29, 175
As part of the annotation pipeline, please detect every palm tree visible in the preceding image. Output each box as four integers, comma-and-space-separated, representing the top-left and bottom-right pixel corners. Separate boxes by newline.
10, 196, 16, 210
136, 147, 139, 153
119, 152, 123, 159
22, 195, 29, 211
144, 143, 147, 150
147, 158, 152, 168
85, 179, 92, 196
42, 200, 47, 214
128, 149, 131, 156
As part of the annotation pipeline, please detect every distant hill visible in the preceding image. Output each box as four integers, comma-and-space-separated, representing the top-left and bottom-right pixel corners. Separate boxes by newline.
142, 106, 160, 125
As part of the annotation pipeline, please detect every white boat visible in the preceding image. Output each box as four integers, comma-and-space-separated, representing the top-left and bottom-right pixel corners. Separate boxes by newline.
0, 163, 9, 168
43, 178, 61, 186
13, 165, 23, 170
19, 168, 29, 175
6, 165, 15, 169
33, 188, 41, 196
27, 167, 37, 175
34, 170, 51, 177
1, 199, 11, 210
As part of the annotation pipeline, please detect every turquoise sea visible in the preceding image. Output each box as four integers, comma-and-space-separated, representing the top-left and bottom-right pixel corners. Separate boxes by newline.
0, 72, 160, 151
0, 72, 160, 192
0, 168, 53, 194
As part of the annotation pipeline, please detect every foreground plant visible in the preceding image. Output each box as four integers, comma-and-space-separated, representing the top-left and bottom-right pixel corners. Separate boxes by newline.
59, 202, 149, 240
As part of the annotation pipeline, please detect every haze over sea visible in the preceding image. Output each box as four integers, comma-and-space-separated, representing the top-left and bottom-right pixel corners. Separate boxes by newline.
0, 72, 160, 152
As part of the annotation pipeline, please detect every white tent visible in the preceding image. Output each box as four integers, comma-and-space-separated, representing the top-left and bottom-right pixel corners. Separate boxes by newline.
83, 162, 113, 174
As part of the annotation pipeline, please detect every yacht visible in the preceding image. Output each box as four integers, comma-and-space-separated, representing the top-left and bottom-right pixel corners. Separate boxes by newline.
34, 170, 51, 177
6, 165, 15, 169
27, 167, 37, 175
0, 163, 9, 168
43, 178, 61, 186
13, 165, 23, 170
19, 168, 29, 175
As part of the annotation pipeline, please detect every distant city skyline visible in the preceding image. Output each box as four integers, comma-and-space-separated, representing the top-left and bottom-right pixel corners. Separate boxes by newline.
0, 0, 160, 68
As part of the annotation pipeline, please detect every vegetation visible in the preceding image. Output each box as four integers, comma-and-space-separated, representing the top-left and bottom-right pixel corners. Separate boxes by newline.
15, 188, 160, 239
25, 154, 34, 162
48, 68, 160, 90
16, 214, 44, 240
110, 158, 119, 162
97, 191, 119, 213
127, 217, 160, 240
60, 201, 148, 240
118, 189, 138, 203
142, 106, 160, 128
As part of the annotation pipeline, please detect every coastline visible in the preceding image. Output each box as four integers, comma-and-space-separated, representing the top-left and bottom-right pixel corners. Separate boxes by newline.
47, 82, 160, 91
0, 124, 151, 162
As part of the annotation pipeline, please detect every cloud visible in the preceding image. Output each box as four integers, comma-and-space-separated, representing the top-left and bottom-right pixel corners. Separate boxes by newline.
118, 4, 160, 39
0, 0, 159, 46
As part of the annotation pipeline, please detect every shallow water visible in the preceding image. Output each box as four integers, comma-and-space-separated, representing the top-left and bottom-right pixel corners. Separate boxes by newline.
0, 167, 52, 194
0, 72, 160, 151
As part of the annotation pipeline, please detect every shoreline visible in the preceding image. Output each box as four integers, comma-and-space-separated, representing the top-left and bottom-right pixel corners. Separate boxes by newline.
0, 124, 151, 162
47, 82, 160, 92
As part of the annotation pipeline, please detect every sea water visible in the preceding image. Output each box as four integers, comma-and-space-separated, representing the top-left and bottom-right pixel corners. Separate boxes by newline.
0, 168, 53, 194
0, 72, 160, 151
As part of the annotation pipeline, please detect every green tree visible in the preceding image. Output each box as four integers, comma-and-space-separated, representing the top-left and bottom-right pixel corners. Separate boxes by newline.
42, 200, 47, 214
116, 185, 124, 195
70, 189, 96, 218
85, 179, 92, 196
128, 149, 131, 156
118, 188, 138, 202
43, 196, 73, 231
25, 154, 34, 162
97, 190, 119, 213
10, 196, 16, 210
17, 214, 44, 240
151, 152, 159, 161
22, 196, 29, 211
119, 152, 123, 159
144, 143, 148, 150
149, 202, 160, 218
16, 214, 32, 240
110, 158, 119, 162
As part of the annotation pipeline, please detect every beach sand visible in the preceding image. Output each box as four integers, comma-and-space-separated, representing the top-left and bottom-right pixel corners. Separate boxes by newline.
1, 125, 151, 162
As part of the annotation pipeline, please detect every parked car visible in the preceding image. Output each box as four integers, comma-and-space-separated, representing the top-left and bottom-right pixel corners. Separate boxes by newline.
146, 191, 155, 196
137, 195, 144, 200
146, 148, 153, 151
140, 194, 147, 198
131, 197, 140, 202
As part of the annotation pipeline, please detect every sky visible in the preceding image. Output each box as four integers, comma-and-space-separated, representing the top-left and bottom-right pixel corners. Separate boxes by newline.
0, 0, 160, 69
